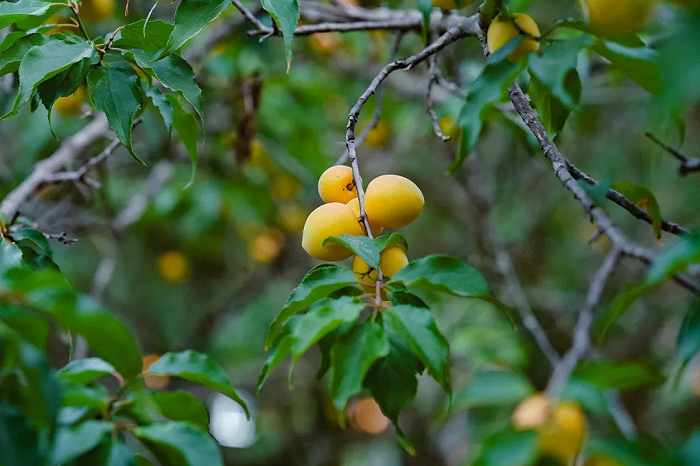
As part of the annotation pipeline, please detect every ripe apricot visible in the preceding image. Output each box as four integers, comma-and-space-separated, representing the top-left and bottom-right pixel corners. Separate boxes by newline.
318, 166, 358, 204
348, 397, 389, 434
80, 0, 116, 22
302, 203, 364, 261
363, 120, 392, 148
54, 86, 87, 117
142, 354, 169, 390
346, 198, 383, 237
487, 13, 540, 61
157, 250, 189, 283
513, 394, 587, 462
248, 229, 285, 263
364, 175, 424, 229
352, 245, 408, 285
583, 0, 655, 36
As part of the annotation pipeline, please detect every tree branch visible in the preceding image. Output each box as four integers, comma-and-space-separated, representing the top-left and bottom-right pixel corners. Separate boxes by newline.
646, 132, 700, 176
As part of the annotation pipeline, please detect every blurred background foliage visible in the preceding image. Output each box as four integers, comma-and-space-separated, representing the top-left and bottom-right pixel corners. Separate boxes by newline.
1, 0, 700, 464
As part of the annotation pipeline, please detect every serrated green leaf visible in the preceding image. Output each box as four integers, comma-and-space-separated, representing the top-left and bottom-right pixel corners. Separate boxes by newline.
60, 380, 110, 410
291, 296, 364, 364
611, 182, 663, 239
158, 0, 232, 58
257, 334, 294, 393
261, 0, 300, 68
11, 228, 52, 258
146, 86, 173, 132
133, 422, 222, 466
454, 371, 534, 410
0, 241, 25, 272
146, 350, 249, 419
3, 36, 97, 120
266, 264, 357, 349
324, 234, 379, 268
647, 231, 700, 285
87, 65, 143, 163
374, 232, 409, 254
152, 391, 209, 430
112, 19, 174, 53
330, 320, 390, 417
57, 358, 116, 384
591, 39, 662, 95
390, 254, 488, 296
0, 0, 55, 29
52, 420, 114, 465
450, 36, 525, 172
573, 361, 665, 390
477, 429, 539, 466
38, 56, 95, 130
0, 32, 46, 77
166, 94, 199, 188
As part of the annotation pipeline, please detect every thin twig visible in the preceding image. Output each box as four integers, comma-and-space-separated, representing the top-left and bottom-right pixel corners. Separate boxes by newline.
427, 51, 451, 142
646, 132, 700, 176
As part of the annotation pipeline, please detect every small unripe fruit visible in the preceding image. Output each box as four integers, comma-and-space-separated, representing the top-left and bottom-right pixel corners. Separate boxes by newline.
302, 203, 364, 261
364, 175, 424, 229
487, 13, 540, 61
582, 0, 655, 36
318, 166, 358, 204
54, 86, 87, 117
352, 245, 408, 285
346, 198, 383, 237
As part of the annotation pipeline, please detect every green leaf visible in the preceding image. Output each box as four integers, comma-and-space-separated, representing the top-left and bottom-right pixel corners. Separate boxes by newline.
0, 241, 25, 272
126, 50, 203, 126
418, 0, 431, 43
166, 94, 199, 188
591, 39, 662, 95
450, 36, 526, 172
112, 20, 174, 53
133, 422, 222, 466
257, 334, 294, 393
12, 228, 52, 259
0, 32, 46, 77
454, 371, 535, 410
16, 341, 61, 430
330, 320, 390, 417
261, 0, 300, 68
57, 358, 117, 384
52, 420, 114, 465
596, 283, 649, 342
324, 234, 379, 268
373, 232, 409, 254
0, 402, 43, 466
87, 65, 143, 164
60, 380, 110, 411
291, 295, 364, 364
578, 176, 611, 208
611, 182, 663, 239
528, 70, 581, 138
647, 231, 700, 285
146, 350, 249, 419
266, 264, 357, 349
659, 14, 700, 116
573, 361, 665, 390
158, 0, 232, 58
70, 296, 143, 381
384, 302, 450, 392
676, 301, 700, 376
146, 86, 173, 132
3, 36, 97, 120
477, 429, 538, 466
38, 56, 96, 129
152, 391, 209, 430
0, 0, 55, 29
560, 377, 610, 417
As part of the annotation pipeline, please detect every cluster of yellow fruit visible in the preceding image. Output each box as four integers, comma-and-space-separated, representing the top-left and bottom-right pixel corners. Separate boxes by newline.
301, 166, 424, 285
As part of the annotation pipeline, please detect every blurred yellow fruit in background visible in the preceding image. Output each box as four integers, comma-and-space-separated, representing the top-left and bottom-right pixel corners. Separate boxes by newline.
348, 397, 389, 434
43, 14, 73, 35
363, 120, 392, 148
270, 173, 301, 200
302, 203, 364, 261
352, 244, 408, 285
277, 204, 309, 233
157, 250, 190, 283
248, 229, 285, 263
142, 354, 169, 390
318, 166, 358, 204
438, 115, 460, 142
582, 0, 656, 35
346, 198, 383, 237
80, 0, 116, 22
487, 13, 540, 61
54, 86, 87, 117
309, 33, 342, 55
364, 174, 424, 229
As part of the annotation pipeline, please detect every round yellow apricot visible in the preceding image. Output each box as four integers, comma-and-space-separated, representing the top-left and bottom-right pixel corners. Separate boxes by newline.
318, 166, 358, 204
583, 0, 655, 36
157, 250, 189, 283
348, 397, 389, 434
364, 175, 424, 229
302, 203, 364, 261
363, 120, 392, 148
513, 394, 587, 462
142, 354, 169, 390
352, 245, 408, 285
80, 0, 116, 22
487, 13, 540, 61
54, 86, 87, 117
346, 198, 383, 237
432, 0, 476, 9
248, 229, 285, 263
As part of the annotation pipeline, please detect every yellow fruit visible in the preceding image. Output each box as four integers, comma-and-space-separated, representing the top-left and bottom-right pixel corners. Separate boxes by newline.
318, 166, 358, 204
270, 174, 301, 200
513, 394, 587, 462
53, 86, 87, 117
438, 115, 460, 143
348, 397, 389, 434
364, 175, 424, 229
346, 198, 383, 237
302, 203, 364, 261
582, 0, 655, 36
364, 120, 392, 148
352, 245, 408, 285
142, 354, 169, 391
432, 0, 476, 9
157, 250, 189, 283
277, 204, 309, 233
248, 229, 285, 263
487, 13, 540, 61
80, 0, 116, 22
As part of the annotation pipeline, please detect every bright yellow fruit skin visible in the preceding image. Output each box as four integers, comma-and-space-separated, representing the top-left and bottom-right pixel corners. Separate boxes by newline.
346, 198, 383, 237
54, 86, 87, 116
513, 394, 587, 463
352, 245, 408, 285
302, 203, 364, 261
432, 0, 476, 9
487, 13, 540, 61
318, 166, 358, 204
583, 0, 655, 36
364, 175, 424, 229
81, 0, 116, 22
